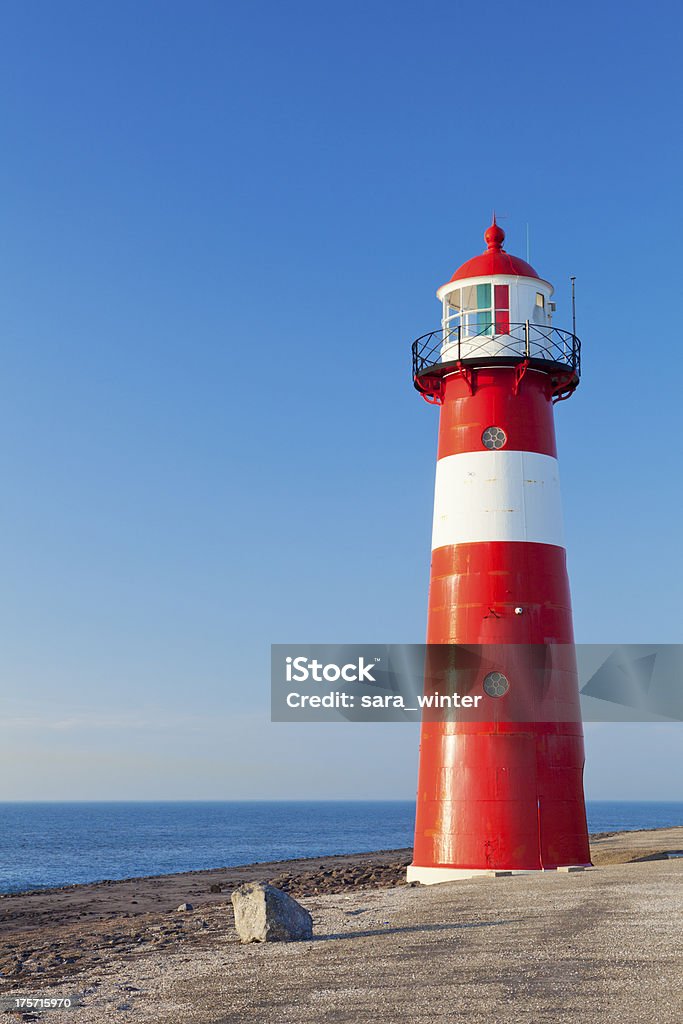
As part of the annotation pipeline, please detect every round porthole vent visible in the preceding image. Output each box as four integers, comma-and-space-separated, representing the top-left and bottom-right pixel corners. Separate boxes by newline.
483, 671, 510, 698
482, 426, 507, 450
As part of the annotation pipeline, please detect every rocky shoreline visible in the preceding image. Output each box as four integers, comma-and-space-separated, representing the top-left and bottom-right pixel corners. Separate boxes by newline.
0, 850, 413, 993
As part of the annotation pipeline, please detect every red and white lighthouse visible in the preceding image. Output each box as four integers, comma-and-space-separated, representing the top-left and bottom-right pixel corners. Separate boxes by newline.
408, 218, 591, 882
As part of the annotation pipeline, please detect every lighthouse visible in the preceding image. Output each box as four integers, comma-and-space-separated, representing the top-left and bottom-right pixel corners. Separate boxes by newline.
408, 218, 591, 882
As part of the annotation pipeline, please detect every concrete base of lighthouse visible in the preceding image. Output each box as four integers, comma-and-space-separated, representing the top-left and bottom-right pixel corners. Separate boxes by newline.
407, 865, 534, 884
407, 864, 589, 884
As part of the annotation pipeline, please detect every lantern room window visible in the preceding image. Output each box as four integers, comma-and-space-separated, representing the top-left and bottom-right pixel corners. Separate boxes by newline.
494, 284, 510, 335
445, 282, 511, 338
446, 283, 493, 337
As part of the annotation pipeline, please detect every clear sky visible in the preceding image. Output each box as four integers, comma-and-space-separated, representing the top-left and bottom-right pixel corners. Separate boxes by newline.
0, 0, 681, 800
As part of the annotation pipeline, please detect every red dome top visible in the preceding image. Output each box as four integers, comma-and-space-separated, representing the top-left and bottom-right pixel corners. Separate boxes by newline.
448, 217, 540, 282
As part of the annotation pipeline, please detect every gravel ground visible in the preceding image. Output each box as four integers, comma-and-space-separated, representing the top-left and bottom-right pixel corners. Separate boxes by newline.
2, 857, 681, 1024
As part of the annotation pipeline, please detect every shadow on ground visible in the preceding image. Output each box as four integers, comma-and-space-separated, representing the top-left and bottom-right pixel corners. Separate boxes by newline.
317, 918, 522, 941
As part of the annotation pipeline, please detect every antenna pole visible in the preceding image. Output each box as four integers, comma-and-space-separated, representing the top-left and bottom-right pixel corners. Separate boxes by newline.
526, 223, 530, 263
570, 276, 576, 336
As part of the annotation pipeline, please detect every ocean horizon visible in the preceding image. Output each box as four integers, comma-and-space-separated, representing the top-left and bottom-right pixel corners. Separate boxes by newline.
1, 800, 681, 895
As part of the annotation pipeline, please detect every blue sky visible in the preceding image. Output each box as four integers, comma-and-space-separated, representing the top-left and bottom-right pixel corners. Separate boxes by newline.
0, 0, 681, 800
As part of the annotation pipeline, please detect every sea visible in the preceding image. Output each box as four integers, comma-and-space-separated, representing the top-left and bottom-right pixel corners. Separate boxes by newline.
0, 801, 681, 894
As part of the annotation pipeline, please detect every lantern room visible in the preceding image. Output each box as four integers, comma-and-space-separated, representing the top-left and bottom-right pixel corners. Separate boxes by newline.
437, 219, 554, 362
411, 218, 581, 403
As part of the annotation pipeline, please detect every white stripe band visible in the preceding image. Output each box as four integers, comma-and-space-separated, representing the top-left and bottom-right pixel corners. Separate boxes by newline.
432, 450, 565, 550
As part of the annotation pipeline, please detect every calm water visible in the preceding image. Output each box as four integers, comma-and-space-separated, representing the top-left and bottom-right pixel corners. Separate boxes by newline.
0, 801, 681, 894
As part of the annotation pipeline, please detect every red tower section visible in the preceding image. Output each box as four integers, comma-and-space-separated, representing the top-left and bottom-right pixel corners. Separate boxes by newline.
409, 220, 591, 881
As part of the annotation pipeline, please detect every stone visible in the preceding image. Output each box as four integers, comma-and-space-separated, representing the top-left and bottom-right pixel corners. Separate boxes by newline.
231, 882, 313, 943
176, 903, 193, 912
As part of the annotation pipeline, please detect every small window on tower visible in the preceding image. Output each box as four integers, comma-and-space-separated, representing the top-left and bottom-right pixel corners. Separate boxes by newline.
482, 426, 507, 450
536, 292, 545, 309
483, 671, 510, 698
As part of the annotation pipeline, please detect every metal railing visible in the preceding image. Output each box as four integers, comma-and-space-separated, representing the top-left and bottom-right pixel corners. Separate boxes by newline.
412, 321, 581, 382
